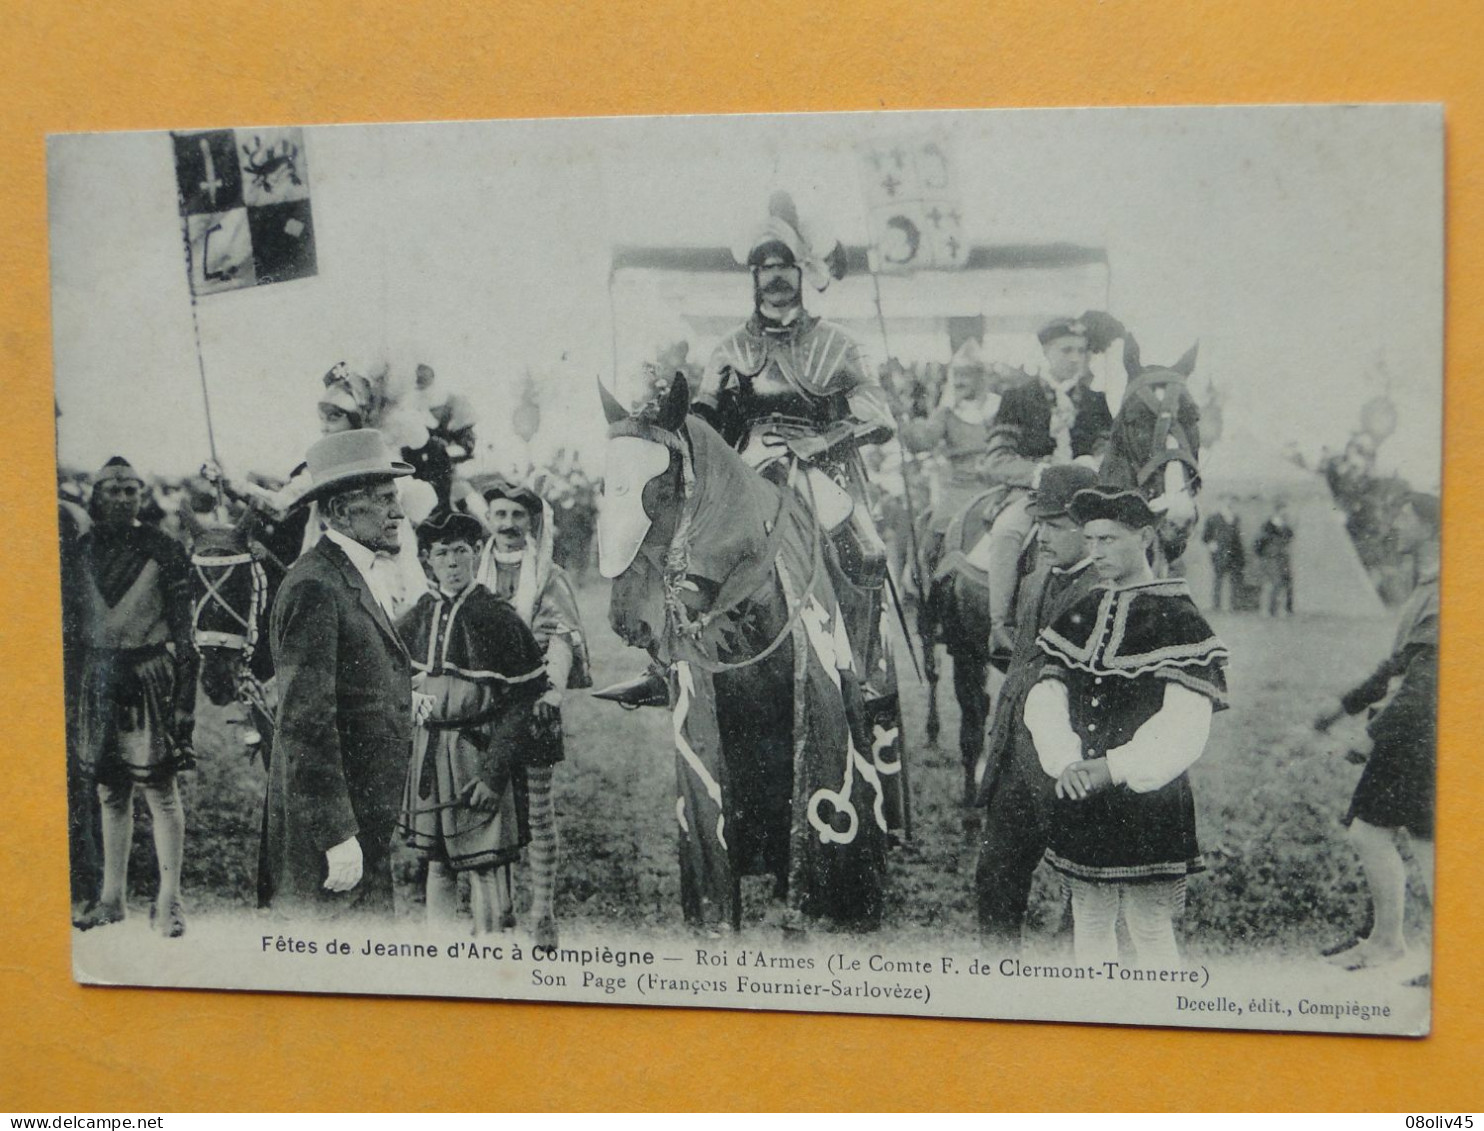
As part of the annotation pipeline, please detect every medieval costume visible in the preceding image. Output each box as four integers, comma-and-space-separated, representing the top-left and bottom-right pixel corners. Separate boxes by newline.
686, 191, 907, 838
1026, 542, 1227, 965
1339, 561, 1438, 839
396, 571, 547, 872
980, 316, 1114, 642
72, 457, 198, 937
474, 479, 592, 946
900, 338, 1002, 536
77, 504, 197, 786
973, 464, 1101, 947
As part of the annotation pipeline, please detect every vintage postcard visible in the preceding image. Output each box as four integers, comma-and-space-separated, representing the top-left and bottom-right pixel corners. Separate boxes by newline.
50, 105, 1442, 1035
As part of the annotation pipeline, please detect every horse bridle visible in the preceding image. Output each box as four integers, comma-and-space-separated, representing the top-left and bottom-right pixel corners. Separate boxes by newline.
190, 548, 269, 654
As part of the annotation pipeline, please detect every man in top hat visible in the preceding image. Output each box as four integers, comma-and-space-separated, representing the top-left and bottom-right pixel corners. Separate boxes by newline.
1024, 486, 1227, 966
71, 457, 198, 936
262, 430, 416, 918
980, 317, 1114, 655
901, 338, 1009, 546
972, 462, 1100, 948
474, 477, 592, 948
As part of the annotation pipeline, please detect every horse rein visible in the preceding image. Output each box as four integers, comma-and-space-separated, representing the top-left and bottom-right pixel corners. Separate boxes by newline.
663, 460, 825, 677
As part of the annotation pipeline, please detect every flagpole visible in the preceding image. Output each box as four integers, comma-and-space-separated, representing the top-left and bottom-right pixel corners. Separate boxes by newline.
866, 254, 928, 601
175, 165, 225, 513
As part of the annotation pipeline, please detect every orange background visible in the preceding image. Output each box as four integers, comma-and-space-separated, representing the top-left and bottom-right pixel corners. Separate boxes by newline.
3, 1, 1480, 1112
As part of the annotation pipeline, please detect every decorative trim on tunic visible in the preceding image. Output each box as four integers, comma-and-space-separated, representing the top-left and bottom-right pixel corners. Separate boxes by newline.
1037, 577, 1229, 705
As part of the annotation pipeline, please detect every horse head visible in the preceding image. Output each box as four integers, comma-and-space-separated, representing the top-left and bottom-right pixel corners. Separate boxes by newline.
187, 505, 272, 707
1102, 333, 1203, 561
598, 370, 691, 649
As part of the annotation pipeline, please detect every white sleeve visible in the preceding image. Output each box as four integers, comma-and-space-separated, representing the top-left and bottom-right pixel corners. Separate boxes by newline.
1105, 682, 1213, 793
1024, 678, 1083, 779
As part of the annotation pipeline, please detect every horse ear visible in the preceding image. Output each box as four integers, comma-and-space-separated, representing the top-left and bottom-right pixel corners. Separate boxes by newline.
178, 504, 203, 539
599, 378, 628, 425
1173, 342, 1199, 377
234, 504, 259, 540
656, 372, 690, 433
1122, 334, 1143, 377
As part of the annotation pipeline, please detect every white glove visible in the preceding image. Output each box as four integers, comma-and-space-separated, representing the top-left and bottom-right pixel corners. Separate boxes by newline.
323, 836, 363, 892
412, 691, 436, 726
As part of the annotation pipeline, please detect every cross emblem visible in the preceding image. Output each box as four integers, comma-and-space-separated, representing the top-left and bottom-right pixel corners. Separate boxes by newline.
198, 138, 223, 208
926, 205, 943, 228
880, 173, 901, 197
945, 235, 961, 260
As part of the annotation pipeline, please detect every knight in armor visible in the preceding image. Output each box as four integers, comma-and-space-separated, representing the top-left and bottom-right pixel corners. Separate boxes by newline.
609, 192, 900, 713
693, 191, 896, 659
899, 337, 1004, 559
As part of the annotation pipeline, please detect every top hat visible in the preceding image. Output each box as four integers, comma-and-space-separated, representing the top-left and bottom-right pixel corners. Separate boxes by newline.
296, 429, 413, 508
1028, 464, 1100, 520
1067, 485, 1158, 530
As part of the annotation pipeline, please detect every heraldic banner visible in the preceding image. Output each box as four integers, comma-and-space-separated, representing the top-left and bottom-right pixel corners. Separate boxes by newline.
172, 128, 317, 295
857, 134, 968, 274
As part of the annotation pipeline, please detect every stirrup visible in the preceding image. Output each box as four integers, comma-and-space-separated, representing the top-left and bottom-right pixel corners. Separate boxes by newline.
591, 670, 669, 710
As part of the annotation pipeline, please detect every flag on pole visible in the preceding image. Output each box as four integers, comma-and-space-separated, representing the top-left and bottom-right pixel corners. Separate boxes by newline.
857, 136, 968, 273
173, 128, 317, 295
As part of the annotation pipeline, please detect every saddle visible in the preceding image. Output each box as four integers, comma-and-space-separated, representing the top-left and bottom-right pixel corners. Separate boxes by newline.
931, 486, 1017, 589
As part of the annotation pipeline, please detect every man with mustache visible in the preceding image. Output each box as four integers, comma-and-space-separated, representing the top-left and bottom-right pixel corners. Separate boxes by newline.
474, 478, 591, 948
683, 193, 899, 717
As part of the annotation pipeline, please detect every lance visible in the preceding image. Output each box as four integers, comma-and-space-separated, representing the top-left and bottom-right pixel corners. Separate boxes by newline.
867, 259, 930, 602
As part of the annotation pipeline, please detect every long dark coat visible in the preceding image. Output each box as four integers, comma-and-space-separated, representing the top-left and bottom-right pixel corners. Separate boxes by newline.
262, 537, 413, 916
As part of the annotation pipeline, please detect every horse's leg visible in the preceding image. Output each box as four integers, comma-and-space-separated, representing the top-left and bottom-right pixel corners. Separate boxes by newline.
920, 584, 941, 747
952, 650, 990, 809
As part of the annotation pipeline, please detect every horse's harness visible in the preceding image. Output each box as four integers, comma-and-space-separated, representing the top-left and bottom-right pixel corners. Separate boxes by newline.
662, 458, 825, 677
190, 544, 274, 724
1123, 370, 1200, 491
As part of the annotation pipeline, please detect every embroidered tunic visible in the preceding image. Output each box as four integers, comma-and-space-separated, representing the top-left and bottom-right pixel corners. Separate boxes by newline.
395, 585, 547, 870
76, 523, 198, 786
1028, 578, 1228, 881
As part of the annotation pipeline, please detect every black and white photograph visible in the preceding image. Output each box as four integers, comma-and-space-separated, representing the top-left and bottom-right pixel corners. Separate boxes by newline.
50, 104, 1442, 1035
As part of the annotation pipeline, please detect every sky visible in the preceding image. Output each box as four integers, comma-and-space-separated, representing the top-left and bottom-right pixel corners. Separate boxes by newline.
48, 105, 1443, 488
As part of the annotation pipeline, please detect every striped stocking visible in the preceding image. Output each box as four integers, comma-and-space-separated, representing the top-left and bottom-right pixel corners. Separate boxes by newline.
526, 766, 558, 935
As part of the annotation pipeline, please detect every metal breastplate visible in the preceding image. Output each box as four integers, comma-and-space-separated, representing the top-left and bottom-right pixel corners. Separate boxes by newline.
734, 358, 838, 428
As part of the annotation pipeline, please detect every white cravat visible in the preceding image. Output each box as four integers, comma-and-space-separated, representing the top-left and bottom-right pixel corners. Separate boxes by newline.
324, 528, 400, 618
1044, 379, 1077, 462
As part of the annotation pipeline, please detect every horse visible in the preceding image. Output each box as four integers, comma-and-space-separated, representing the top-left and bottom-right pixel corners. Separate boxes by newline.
180, 505, 281, 906
916, 485, 1030, 807
1097, 334, 1202, 567
916, 318, 1202, 807
598, 370, 893, 932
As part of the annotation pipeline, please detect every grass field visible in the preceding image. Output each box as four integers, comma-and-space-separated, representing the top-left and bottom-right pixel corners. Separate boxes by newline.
134, 580, 1427, 959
